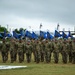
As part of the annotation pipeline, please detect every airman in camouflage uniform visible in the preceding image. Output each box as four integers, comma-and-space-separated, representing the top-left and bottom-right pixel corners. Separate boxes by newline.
25, 40, 32, 63
53, 40, 59, 63
22, 39, 26, 61
40, 40, 45, 62
67, 40, 72, 63
35, 40, 41, 63
10, 38, 18, 63
31, 39, 36, 62
45, 40, 52, 63
17, 39, 24, 63
61, 39, 68, 64
58, 39, 63, 53
72, 39, 75, 64
0, 38, 10, 63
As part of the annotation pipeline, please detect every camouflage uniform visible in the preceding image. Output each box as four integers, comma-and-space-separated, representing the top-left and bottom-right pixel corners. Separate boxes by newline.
72, 40, 75, 64
22, 39, 26, 61
17, 39, 24, 63
25, 41, 32, 63
31, 40, 36, 62
61, 40, 68, 64
45, 40, 52, 63
10, 39, 18, 63
35, 40, 41, 63
67, 40, 72, 63
58, 40, 63, 53
53, 40, 59, 63
40, 41, 45, 62
0, 39, 10, 63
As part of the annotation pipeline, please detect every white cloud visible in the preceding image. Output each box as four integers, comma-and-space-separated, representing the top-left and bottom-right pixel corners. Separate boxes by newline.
0, 13, 74, 33
0, 0, 75, 33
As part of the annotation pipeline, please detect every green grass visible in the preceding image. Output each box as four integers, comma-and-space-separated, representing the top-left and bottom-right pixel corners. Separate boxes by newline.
0, 53, 75, 75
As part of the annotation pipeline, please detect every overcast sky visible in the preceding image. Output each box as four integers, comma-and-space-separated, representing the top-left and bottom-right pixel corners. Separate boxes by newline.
0, 0, 75, 32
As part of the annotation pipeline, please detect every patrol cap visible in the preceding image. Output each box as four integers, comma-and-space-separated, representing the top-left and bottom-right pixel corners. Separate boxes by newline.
35, 39, 39, 43
27, 40, 31, 44
19, 38, 22, 40
63, 38, 67, 43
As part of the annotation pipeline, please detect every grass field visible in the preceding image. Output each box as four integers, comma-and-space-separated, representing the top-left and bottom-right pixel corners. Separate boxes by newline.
0, 53, 75, 75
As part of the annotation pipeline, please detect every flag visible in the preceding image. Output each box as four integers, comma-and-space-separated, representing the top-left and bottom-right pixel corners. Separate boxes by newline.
68, 31, 74, 39
62, 31, 68, 39
25, 30, 32, 38
68, 31, 72, 37
32, 32, 38, 39
13, 31, 21, 39
54, 30, 61, 37
40, 31, 47, 39
47, 32, 54, 39
13, 31, 18, 39
20, 29, 25, 37
6, 33, 12, 38
47, 32, 50, 39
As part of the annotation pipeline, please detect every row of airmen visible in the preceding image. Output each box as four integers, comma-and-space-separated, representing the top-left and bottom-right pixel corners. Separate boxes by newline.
0, 38, 75, 64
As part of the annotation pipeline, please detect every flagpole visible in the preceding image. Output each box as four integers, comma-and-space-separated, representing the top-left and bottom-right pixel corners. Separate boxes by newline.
7, 24, 9, 31
57, 23, 59, 31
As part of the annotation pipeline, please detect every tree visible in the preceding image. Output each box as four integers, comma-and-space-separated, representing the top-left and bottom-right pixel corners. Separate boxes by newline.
14, 28, 26, 33
14, 29, 20, 33
0, 25, 8, 32
19, 28, 26, 32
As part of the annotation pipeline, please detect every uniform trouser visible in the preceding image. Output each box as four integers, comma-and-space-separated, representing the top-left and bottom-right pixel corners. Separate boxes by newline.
14, 53, 17, 61
68, 51, 72, 63
18, 51, 24, 63
14, 51, 17, 61
26, 53, 31, 63
33, 51, 36, 62
41, 51, 44, 62
1, 51, 8, 62
72, 52, 75, 64
10, 51, 17, 62
53, 52, 59, 63
62, 51, 68, 64
35, 51, 41, 63
45, 51, 51, 63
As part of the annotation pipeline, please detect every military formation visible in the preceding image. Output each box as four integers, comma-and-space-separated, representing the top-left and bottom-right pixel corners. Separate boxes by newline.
0, 38, 75, 64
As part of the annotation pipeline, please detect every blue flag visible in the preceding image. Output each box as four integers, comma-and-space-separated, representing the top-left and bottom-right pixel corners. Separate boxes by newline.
47, 32, 54, 39
32, 32, 38, 39
6, 33, 12, 38
62, 31, 68, 39
13, 31, 21, 39
68, 31, 72, 37
20, 29, 25, 36
40, 31, 47, 39
13, 31, 17, 39
54, 30, 61, 37
25, 30, 32, 38
68, 31, 74, 39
